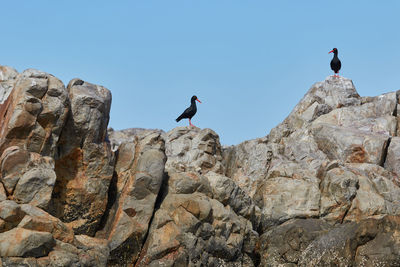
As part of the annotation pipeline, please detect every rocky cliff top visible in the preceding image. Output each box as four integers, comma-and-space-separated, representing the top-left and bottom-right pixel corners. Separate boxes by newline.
0, 65, 399, 266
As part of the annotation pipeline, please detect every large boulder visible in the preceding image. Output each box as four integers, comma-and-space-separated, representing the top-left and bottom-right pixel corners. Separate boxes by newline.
49, 79, 114, 236
97, 130, 166, 266
165, 127, 224, 174
258, 216, 400, 267
136, 192, 258, 267
0, 146, 56, 210
0, 227, 55, 257
268, 76, 361, 143
384, 136, 400, 177
0, 69, 69, 158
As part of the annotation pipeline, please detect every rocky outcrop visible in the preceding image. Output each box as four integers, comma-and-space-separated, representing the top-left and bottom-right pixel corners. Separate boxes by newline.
258, 216, 400, 266
49, 79, 114, 235
0, 66, 113, 266
97, 130, 166, 266
1, 65, 400, 266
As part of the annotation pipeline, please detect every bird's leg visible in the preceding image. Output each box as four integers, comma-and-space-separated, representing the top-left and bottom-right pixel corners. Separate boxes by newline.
189, 119, 196, 128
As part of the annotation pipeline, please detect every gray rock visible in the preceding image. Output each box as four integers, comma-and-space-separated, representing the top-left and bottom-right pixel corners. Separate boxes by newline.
258, 219, 332, 266
107, 127, 164, 151
58, 78, 111, 157
0, 227, 55, 257
385, 136, 400, 176
205, 171, 261, 230
0, 146, 56, 210
165, 127, 224, 174
50, 79, 114, 235
96, 130, 166, 266
355, 232, 400, 266
0, 65, 18, 104
0, 68, 69, 158
312, 123, 389, 164
269, 76, 361, 143
0, 200, 25, 232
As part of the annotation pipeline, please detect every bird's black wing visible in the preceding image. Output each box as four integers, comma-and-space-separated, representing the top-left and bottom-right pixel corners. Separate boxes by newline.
176, 106, 192, 122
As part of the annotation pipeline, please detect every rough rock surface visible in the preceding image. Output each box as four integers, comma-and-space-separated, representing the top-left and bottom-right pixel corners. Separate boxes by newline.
1, 66, 400, 266
49, 78, 114, 236
97, 130, 166, 266
0, 68, 69, 158
1, 146, 56, 210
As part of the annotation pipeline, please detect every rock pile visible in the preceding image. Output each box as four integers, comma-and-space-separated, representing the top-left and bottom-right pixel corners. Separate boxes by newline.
0, 65, 399, 266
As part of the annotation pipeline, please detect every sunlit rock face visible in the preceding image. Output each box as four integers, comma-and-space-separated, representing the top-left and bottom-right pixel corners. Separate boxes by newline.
0, 66, 400, 266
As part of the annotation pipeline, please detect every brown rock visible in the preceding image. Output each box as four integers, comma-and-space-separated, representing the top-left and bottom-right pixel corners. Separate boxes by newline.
0, 146, 56, 210
0, 227, 55, 257
19, 204, 75, 244
49, 78, 114, 236
0, 69, 69, 158
97, 130, 166, 266
165, 127, 224, 174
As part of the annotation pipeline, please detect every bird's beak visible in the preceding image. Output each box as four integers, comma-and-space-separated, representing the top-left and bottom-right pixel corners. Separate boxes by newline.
196, 99, 202, 103
328, 50, 334, 53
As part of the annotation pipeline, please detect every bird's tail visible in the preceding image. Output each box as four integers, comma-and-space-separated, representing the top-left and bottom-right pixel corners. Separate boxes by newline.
176, 115, 183, 122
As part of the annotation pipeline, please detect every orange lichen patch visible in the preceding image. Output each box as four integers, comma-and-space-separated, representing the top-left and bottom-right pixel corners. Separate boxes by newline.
347, 146, 366, 163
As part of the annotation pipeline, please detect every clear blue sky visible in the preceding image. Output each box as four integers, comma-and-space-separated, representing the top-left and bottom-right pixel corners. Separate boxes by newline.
1, 1, 400, 144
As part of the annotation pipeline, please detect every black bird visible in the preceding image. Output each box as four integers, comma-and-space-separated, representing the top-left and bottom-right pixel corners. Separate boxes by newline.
176, 95, 202, 127
329, 48, 341, 77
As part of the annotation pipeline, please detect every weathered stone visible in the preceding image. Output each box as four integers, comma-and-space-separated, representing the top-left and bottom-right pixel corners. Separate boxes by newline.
312, 123, 389, 164
58, 78, 111, 156
253, 161, 320, 229
344, 164, 400, 221
385, 136, 400, 177
50, 143, 114, 235
0, 68, 69, 158
75, 235, 110, 267
107, 127, 164, 151
0, 65, 18, 104
319, 167, 359, 222
205, 171, 261, 229
355, 232, 400, 266
49, 78, 114, 236
168, 171, 212, 196
0, 228, 55, 257
136, 191, 258, 267
96, 130, 166, 266
19, 204, 75, 244
0, 146, 56, 209
269, 76, 361, 143
297, 217, 399, 266
0, 184, 6, 202
314, 91, 397, 135
165, 127, 224, 174
0, 200, 25, 232
258, 219, 332, 266
0, 146, 30, 193
222, 137, 283, 197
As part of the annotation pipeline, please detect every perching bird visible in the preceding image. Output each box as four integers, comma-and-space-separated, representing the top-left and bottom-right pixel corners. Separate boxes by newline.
329, 48, 341, 77
176, 95, 202, 127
